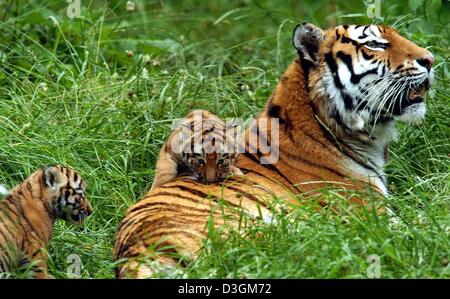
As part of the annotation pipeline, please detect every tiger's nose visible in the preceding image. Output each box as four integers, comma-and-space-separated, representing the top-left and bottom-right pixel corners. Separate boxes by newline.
416, 54, 434, 71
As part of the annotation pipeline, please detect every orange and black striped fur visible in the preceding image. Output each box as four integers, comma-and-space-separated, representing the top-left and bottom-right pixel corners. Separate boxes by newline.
151, 110, 242, 190
114, 24, 434, 278
0, 166, 92, 278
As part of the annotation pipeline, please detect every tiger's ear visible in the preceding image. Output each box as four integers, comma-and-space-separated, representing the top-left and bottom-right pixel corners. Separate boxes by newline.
292, 23, 324, 65
44, 166, 64, 191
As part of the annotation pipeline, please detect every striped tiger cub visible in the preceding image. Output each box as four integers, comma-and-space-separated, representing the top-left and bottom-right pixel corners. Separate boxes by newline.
114, 23, 434, 278
151, 109, 243, 190
0, 166, 92, 278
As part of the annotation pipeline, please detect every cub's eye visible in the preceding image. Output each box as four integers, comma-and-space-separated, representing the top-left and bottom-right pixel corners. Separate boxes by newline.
196, 158, 206, 166
217, 159, 224, 166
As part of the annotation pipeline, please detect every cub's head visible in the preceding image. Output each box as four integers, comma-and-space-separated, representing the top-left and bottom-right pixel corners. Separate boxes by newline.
177, 115, 240, 183
43, 165, 92, 224
293, 23, 434, 131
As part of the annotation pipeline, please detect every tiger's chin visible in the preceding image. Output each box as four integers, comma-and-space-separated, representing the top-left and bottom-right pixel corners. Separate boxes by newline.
395, 102, 427, 124
57, 209, 88, 225
394, 80, 430, 124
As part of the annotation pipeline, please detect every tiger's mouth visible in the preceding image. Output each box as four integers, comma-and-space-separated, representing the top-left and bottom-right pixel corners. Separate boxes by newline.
68, 209, 90, 224
402, 79, 430, 108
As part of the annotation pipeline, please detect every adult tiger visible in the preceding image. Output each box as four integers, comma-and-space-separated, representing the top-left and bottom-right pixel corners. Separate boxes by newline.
0, 166, 92, 278
114, 23, 434, 278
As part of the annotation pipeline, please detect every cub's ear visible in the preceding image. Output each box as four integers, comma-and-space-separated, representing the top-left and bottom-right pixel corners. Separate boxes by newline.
292, 23, 324, 65
44, 166, 64, 191
225, 123, 242, 137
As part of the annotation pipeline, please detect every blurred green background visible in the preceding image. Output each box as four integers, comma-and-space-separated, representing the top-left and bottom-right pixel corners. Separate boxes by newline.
0, 0, 448, 84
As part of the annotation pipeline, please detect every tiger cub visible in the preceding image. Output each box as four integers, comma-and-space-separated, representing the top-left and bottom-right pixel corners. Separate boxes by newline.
151, 110, 243, 190
0, 165, 92, 278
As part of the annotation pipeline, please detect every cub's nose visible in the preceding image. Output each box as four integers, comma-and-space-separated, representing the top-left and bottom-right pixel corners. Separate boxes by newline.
416, 54, 434, 71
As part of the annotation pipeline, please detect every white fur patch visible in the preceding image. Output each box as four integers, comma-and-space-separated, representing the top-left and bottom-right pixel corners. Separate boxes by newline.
347, 160, 388, 195
348, 25, 387, 43
344, 122, 398, 196
0, 185, 9, 197
396, 103, 427, 124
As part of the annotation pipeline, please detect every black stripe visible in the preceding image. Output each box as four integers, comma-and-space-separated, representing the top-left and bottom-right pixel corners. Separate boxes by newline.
11, 191, 46, 242
395, 64, 404, 72
341, 91, 354, 109
237, 167, 289, 188
0, 207, 19, 240
341, 35, 359, 47
358, 26, 369, 39
159, 184, 237, 207
241, 152, 297, 190
134, 218, 207, 243
361, 50, 374, 60
331, 109, 353, 133
129, 205, 213, 219
316, 124, 386, 189
325, 52, 344, 89
147, 227, 207, 241
118, 217, 209, 258
128, 197, 212, 215
0, 226, 11, 247
335, 29, 340, 40
362, 26, 369, 37
226, 186, 270, 209
267, 104, 288, 125
116, 199, 213, 257
336, 51, 378, 84
1, 201, 19, 226
340, 145, 386, 188
278, 150, 347, 179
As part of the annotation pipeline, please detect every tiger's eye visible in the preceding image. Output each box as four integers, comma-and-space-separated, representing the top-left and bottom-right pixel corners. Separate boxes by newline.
365, 41, 387, 49
217, 159, 224, 165
197, 158, 206, 166
365, 41, 378, 48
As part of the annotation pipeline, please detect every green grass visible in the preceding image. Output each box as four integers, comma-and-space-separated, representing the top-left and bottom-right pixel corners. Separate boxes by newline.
0, 0, 448, 278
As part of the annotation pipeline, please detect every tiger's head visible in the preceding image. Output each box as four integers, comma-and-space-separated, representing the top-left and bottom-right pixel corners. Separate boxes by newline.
180, 125, 240, 183
42, 166, 92, 224
174, 109, 241, 184
293, 23, 434, 134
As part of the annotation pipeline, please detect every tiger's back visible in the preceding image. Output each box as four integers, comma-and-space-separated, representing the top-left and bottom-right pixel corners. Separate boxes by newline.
113, 158, 295, 278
